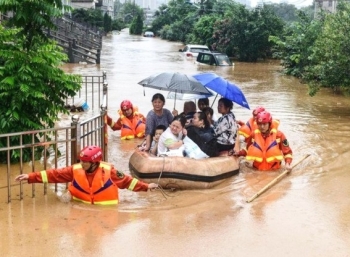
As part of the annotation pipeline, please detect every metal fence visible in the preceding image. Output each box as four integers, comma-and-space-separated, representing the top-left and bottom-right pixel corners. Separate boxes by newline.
0, 72, 108, 203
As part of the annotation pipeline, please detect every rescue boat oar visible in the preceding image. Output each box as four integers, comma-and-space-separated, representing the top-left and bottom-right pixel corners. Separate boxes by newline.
246, 154, 311, 203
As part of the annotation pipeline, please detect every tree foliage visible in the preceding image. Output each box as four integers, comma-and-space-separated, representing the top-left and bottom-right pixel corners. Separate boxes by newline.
212, 5, 284, 61
129, 14, 144, 35
0, 0, 82, 162
269, 11, 323, 78
304, 2, 350, 96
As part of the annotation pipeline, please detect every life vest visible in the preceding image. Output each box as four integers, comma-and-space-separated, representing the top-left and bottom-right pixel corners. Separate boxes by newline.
68, 162, 119, 205
246, 128, 284, 171
118, 106, 145, 140
239, 118, 280, 139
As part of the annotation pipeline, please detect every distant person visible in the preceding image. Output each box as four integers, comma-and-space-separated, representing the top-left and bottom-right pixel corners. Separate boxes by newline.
236, 111, 292, 171
149, 125, 166, 156
106, 100, 146, 140
172, 101, 197, 126
197, 98, 210, 111
15, 146, 158, 205
202, 106, 215, 127
140, 93, 173, 152
198, 98, 218, 122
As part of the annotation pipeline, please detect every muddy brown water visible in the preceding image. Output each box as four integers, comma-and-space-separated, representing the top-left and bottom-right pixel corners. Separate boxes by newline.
1, 30, 350, 256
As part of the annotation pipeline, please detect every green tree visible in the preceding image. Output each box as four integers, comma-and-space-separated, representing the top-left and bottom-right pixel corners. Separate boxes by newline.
0, 0, 82, 162
129, 13, 143, 35
269, 11, 324, 79
212, 4, 284, 61
186, 14, 220, 46
304, 2, 350, 96
72, 8, 104, 28
103, 13, 112, 33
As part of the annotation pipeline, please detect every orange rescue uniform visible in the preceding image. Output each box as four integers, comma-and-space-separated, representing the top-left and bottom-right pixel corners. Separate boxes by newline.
107, 107, 146, 140
27, 161, 149, 205
243, 128, 292, 171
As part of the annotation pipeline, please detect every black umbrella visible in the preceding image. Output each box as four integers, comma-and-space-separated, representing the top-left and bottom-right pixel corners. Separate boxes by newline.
138, 72, 212, 109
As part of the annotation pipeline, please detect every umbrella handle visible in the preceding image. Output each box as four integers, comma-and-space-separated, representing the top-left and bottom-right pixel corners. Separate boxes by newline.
173, 91, 177, 111
211, 93, 219, 108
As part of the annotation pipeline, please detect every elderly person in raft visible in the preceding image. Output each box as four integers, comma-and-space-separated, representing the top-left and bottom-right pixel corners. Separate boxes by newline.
157, 115, 187, 157
186, 112, 218, 157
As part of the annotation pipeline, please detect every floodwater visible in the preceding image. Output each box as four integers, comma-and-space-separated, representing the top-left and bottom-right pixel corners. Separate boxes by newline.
1, 29, 350, 256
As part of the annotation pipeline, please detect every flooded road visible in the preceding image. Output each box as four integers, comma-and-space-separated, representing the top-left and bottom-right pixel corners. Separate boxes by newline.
1, 29, 350, 256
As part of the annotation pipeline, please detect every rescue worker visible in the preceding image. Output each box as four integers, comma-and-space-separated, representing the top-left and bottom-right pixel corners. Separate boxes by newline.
234, 106, 279, 153
14, 146, 158, 205
236, 111, 293, 171
106, 100, 146, 140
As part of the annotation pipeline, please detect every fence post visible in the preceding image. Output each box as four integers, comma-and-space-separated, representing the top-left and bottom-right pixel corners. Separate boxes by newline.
96, 49, 101, 64
68, 40, 74, 63
101, 74, 108, 161
71, 115, 80, 164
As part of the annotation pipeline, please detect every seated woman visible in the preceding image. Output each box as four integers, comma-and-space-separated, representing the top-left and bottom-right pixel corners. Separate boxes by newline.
186, 112, 218, 157
213, 98, 238, 155
157, 115, 187, 156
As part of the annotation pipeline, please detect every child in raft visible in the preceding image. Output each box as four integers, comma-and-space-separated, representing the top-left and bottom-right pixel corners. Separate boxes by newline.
149, 125, 166, 156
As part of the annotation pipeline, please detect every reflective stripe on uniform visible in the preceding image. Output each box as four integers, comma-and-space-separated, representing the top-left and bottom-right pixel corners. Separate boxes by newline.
40, 171, 48, 183
72, 196, 118, 205
128, 178, 138, 190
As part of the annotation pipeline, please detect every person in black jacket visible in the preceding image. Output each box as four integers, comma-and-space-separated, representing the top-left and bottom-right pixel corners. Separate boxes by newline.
186, 112, 218, 157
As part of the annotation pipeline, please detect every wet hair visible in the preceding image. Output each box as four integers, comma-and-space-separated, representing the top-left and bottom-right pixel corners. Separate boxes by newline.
171, 115, 187, 128
202, 106, 213, 116
196, 111, 210, 129
183, 101, 196, 114
198, 98, 209, 106
151, 93, 165, 103
218, 97, 233, 110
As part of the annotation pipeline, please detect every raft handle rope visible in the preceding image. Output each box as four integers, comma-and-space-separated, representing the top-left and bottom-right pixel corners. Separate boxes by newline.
152, 155, 176, 199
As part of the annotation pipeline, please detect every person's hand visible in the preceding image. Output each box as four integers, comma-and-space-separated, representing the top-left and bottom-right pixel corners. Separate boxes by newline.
15, 174, 29, 182
233, 145, 240, 154
138, 140, 148, 151
59, 191, 72, 203
148, 183, 159, 190
233, 149, 246, 157
182, 128, 187, 136
285, 163, 292, 172
172, 109, 178, 116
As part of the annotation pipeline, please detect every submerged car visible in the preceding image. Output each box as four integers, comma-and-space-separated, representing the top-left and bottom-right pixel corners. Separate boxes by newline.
179, 44, 211, 58
144, 31, 155, 37
196, 52, 233, 66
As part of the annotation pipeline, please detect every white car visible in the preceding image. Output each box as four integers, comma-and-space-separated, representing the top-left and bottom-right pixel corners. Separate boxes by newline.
144, 31, 155, 37
179, 44, 211, 58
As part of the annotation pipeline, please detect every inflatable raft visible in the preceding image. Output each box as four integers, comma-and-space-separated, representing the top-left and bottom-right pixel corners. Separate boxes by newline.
129, 150, 240, 190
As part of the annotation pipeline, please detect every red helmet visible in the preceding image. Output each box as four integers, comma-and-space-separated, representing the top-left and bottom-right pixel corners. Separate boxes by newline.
120, 100, 133, 111
253, 106, 265, 116
79, 146, 102, 162
256, 111, 272, 123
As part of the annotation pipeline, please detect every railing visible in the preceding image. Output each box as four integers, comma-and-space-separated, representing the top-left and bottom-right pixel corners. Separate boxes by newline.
0, 72, 109, 203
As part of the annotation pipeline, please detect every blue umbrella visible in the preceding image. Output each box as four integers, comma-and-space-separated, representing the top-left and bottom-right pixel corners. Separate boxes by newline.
193, 72, 250, 110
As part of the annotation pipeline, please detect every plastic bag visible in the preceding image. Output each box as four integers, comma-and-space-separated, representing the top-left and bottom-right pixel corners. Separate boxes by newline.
183, 136, 209, 159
